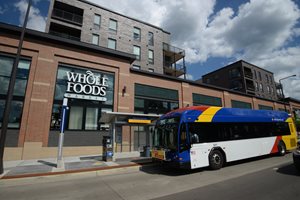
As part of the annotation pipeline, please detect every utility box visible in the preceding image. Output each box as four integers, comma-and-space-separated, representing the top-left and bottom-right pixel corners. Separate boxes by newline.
102, 136, 113, 162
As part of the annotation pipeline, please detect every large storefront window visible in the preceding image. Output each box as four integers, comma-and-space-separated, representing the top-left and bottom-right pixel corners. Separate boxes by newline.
193, 93, 222, 106
0, 55, 31, 128
231, 100, 252, 109
134, 84, 178, 114
51, 64, 114, 131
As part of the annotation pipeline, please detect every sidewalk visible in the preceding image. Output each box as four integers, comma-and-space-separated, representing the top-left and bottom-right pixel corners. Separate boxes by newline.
1, 153, 153, 180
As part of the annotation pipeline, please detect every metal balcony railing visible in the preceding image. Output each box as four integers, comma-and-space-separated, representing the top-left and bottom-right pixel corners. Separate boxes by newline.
49, 30, 80, 41
52, 8, 83, 25
163, 43, 185, 56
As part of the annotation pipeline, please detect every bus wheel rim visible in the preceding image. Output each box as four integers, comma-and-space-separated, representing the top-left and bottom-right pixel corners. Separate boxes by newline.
213, 154, 221, 165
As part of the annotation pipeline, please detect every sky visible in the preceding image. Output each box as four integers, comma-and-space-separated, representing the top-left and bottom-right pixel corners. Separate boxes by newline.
0, 0, 300, 100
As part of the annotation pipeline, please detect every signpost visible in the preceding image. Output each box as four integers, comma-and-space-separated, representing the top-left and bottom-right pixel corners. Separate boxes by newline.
57, 98, 68, 169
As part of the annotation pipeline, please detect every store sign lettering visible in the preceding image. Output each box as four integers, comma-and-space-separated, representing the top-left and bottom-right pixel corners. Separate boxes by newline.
64, 70, 108, 101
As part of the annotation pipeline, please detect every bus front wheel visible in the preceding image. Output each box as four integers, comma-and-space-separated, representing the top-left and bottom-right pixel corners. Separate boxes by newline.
277, 141, 286, 156
209, 150, 224, 170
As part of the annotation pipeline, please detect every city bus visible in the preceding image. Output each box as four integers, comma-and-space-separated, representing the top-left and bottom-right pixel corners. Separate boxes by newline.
151, 106, 298, 170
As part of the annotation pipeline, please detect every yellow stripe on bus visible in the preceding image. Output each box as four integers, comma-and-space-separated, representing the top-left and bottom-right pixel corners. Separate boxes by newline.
195, 107, 222, 122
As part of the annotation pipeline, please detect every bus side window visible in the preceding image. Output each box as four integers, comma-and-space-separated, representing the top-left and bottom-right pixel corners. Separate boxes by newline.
180, 124, 189, 151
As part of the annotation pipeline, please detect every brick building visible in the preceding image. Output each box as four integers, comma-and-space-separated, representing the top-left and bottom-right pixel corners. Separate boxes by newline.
202, 60, 278, 101
46, 0, 186, 78
1, 22, 300, 161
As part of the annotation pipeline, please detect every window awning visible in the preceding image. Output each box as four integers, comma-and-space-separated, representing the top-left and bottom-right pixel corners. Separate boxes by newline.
99, 111, 161, 125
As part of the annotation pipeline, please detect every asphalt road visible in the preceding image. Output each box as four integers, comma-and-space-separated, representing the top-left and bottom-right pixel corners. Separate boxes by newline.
152, 162, 300, 200
0, 154, 299, 200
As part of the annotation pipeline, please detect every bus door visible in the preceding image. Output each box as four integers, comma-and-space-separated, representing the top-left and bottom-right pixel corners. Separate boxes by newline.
188, 123, 209, 169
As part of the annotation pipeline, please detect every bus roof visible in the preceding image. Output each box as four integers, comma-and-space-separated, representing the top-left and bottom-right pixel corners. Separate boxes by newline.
160, 106, 289, 123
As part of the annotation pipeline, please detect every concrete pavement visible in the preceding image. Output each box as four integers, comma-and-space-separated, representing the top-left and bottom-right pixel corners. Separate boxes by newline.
0, 154, 297, 200
1, 152, 153, 180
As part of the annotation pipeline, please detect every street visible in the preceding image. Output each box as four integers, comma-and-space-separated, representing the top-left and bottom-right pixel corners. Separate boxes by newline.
0, 154, 299, 200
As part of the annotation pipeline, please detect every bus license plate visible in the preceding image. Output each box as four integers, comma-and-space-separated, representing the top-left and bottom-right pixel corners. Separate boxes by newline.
152, 150, 165, 160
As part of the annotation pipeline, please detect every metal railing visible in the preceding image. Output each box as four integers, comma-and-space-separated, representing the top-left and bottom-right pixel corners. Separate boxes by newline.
49, 30, 80, 41
52, 8, 83, 25
164, 62, 185, 72
163, 43, 185, 56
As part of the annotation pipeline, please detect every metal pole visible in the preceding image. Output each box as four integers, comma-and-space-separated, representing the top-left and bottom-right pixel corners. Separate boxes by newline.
279, 80, 287, 112
57, 98, 68, 168
0, 0, 32, 175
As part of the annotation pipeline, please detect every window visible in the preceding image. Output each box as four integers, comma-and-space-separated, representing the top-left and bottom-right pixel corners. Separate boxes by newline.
187, 122, 290, 143
254, 70, 257, 79
148, 32, 154, 46
85, 107, 99, 130
267, 85, 270, 94
133, 46, 141, 60
229, 68, 241, 79
92, 34, 99, 45
258, 71, 262, 81
93, 14, 101, 30
259, 83, 263, 92
266, 74, 269, 83
51, 65, 114, 131
134, 83, 179, 114
68, 106, 83, 130
255, 82, 258, 91
193, 93, 222, 106
270, 75, 273, 84
108, 38, 116, 50
231, 100, 252, 109
230, 80, 243, 90
0, 56, 31, 129
109, 19, 117, 32
148, 68, 154, 72
133, 27, 141, 41
148, 49, 154, 64
132, 65, 140, 70
258, 105, 273, 110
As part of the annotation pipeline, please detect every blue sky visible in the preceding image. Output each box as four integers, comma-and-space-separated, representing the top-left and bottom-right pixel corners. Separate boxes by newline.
0, 0, 300, 99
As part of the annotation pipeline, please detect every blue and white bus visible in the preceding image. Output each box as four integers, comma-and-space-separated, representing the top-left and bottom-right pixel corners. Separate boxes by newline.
151, 106, 298, 170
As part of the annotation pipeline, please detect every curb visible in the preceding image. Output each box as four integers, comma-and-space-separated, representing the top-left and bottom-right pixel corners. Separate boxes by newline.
1, 161, 153, 180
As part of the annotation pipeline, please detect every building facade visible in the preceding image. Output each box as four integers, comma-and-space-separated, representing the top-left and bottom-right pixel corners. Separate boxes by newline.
202, 60, 278, 101
45, 0, 186, 78
1, 23, 299, 161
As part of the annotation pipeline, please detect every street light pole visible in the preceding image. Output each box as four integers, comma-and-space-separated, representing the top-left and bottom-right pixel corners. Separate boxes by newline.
279, 74, 296, 112
0, 0, 32, 175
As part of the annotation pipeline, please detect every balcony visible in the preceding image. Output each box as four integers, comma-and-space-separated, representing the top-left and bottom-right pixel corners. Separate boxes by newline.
246, 80, 255, 91
163, 43, 186, 78
52, 8, 83, 25
51, 1, 83, 26
243, 67, 253, 79
49, 22, 81, 41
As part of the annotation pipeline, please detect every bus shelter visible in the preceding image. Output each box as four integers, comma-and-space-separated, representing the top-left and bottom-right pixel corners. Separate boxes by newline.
99, 111, 160, 159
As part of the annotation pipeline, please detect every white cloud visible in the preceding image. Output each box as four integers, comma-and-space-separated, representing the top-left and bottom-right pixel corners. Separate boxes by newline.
89, 0, 300, 99
248, 47, 300, 98
14, 0, 46, 32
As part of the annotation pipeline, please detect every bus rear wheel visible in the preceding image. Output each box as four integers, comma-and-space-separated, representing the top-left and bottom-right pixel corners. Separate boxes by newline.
277, 141, 286, 156
209, 150, 224, 170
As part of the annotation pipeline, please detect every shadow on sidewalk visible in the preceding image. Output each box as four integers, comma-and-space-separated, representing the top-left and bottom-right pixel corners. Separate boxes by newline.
37, 160, 57, 168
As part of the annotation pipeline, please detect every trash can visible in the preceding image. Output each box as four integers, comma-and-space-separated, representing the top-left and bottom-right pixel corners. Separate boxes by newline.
143, 146, 150, 157
103, 136, 113, 161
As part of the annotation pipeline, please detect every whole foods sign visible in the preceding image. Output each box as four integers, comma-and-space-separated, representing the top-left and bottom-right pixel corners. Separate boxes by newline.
64, 70, 109, 101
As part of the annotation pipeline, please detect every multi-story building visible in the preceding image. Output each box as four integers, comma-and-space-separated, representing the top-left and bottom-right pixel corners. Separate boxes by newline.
45, 0, 186, 78
202, 60, 278, 101
2, 23, 300, 161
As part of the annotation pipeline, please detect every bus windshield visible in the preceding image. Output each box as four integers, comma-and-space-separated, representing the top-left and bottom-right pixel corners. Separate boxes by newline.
153, 117, 179, 150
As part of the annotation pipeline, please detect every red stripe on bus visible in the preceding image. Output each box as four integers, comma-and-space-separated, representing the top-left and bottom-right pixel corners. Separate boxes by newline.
271, 136, 282, 154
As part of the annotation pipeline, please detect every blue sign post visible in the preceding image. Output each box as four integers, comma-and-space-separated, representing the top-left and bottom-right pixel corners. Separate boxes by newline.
57, 98, 68, 169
